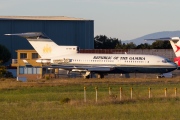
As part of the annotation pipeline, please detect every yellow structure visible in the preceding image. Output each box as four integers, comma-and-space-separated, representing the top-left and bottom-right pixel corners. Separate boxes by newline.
11, 50, 43, 79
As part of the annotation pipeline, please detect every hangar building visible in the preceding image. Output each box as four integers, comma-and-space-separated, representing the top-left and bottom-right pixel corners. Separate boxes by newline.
0, 16, 94, 65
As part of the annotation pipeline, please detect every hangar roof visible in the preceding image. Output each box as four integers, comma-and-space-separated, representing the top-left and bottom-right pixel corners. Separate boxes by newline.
0, 16, 89, 21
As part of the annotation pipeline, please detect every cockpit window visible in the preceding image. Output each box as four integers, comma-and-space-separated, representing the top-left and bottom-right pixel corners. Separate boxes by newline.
166, 59, 171, 62
77, 47, 80, 53
162, 60, 167, 63
162, 59, 171, 63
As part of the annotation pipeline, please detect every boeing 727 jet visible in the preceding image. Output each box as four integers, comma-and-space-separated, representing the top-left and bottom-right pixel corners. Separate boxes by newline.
5, 32, 177, 78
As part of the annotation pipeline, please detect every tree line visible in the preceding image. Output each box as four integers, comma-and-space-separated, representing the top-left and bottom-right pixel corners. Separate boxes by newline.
94, 35, 172, 49
0, 44, 12, 78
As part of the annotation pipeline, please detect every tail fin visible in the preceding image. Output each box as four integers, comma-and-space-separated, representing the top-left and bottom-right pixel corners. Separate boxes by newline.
5, 32, 78, 58
169, 39, 180, 57
145, 37, 180, 57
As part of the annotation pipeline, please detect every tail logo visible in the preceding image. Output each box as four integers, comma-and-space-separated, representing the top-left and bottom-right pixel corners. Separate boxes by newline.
175, 45, 180, 52
43, 44, 52, 53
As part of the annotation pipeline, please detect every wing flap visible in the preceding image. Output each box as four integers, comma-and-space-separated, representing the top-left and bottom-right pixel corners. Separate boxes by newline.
72, 67, 114, 72
47, 65, 114, 72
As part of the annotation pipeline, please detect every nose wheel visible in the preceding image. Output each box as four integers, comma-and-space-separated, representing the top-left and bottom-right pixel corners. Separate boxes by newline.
157, 75, 164, 79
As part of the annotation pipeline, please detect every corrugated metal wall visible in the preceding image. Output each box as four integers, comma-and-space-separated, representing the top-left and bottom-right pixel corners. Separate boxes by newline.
0, 19, 94, 62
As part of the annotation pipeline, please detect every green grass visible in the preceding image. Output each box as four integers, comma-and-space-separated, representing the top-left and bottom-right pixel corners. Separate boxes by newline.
0, 78, 180, 119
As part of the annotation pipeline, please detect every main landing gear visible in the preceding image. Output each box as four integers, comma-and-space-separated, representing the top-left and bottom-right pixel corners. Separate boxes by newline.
96, 73, 104, 79
82, 71, 105, 79
82, 71, 91, 79
156, 74, 165, 79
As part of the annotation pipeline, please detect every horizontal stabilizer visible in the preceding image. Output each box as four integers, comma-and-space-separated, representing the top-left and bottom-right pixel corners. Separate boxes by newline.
5, 32, 49, 39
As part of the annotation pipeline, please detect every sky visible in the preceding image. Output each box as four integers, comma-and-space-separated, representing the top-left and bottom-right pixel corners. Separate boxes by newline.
0, 0, 180, 40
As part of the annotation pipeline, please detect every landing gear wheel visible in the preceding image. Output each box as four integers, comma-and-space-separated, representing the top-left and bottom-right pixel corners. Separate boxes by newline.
97, 74, 104, 79
157, 75, 164, 79
83, 75, 90, 79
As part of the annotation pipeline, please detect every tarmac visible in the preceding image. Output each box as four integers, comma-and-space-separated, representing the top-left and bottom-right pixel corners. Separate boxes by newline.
56, 69, 180, 79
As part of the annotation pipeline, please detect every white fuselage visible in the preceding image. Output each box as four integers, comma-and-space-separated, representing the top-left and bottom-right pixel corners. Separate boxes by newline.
38, 53, 177, 74
50, 53, 171, 66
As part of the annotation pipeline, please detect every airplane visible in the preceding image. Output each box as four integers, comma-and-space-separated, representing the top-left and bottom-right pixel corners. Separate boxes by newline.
145, 37, 180, 69
5, 32, 177, 78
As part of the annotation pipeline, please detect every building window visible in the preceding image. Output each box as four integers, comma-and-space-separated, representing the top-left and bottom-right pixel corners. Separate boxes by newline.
32, 53, 38, 59
20, 53, 27, 59
19, 67, 24, 74
36, 68, 40, 74
19, 66, 41, 74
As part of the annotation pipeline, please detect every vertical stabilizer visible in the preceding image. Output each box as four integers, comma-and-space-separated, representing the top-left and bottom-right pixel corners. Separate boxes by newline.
170, 40, 180, 57
5, 32, 78, 58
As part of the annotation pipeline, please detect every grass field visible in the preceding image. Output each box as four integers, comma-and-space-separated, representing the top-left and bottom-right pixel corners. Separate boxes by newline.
0, 77, 180, 120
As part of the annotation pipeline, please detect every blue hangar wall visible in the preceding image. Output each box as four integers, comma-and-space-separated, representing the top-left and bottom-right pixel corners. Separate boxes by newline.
0, 18, 94, 65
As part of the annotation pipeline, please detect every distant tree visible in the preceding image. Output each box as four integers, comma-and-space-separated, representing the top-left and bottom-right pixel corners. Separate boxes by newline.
121, 43, 127, 49
0, 44, 13, 78
115, 40, 122, 49
161, 41, 171, 49
94, 35, 121, 49
136, 43, 151, 49
151, 41, 171, 49
0, 62, 6, 78
107, 37, 120, 49
0, 44, 11, 64
125, 42, 136, 49
94, 35, 107, 49
94, 35, 172, 49
0, 61, 13, 78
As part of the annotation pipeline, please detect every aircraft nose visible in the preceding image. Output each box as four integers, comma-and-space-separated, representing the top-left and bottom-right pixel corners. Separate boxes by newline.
173, 62, 178, 69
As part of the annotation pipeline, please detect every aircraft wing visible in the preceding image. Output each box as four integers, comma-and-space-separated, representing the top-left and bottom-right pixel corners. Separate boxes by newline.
22, 60, 33, 67
145, 37, 180, 42
45, 65, 115, 72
